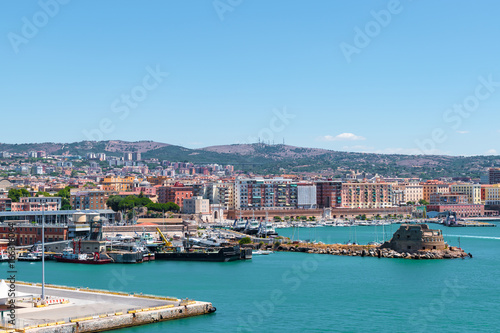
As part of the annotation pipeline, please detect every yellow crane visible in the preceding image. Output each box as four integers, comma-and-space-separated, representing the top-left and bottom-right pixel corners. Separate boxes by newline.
156, 227, 172, 247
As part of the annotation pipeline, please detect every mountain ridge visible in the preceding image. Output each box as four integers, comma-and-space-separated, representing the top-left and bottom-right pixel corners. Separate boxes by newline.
0, 140, 498, 178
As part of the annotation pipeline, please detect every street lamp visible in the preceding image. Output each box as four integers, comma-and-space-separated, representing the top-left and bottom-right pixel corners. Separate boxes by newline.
41, 202, 47, 300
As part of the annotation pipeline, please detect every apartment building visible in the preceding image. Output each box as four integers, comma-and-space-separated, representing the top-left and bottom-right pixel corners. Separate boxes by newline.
234, 178, 300, 210
101, 176, 141, 192
157, 185, 193, 209
70, 190, 108, 210
341, 182, 393, 209
183, 196, 210, 214
404, 183, 424, 203
206, 182, 235, 210
481, 184, 500, 205
420, 180, 450, 202
449, 184, 481, 204
315, 181, 342, 208
488, 168, 500, 184
11, 197, 61, 211
0, 197, 12, 212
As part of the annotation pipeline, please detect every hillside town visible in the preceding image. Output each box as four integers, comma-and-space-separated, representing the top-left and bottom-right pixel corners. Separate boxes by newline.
1, 149, 500, 246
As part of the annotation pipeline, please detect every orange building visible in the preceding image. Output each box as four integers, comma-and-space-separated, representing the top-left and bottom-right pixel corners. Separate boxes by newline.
420, 180, 450, 203
101, 176, 141, 192
147, 176, 170, 186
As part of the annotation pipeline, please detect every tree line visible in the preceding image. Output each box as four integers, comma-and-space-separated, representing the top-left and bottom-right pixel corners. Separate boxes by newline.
106, 194, 179, 213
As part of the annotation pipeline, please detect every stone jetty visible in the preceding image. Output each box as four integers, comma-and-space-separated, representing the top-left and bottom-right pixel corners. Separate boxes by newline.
274, 243, 468, 259
270, 224, 470, 259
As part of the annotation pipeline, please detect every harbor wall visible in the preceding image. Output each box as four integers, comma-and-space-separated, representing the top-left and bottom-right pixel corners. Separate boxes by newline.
24, 302, 214, 333
102, 224, 196, 234
226, 207, 413, 220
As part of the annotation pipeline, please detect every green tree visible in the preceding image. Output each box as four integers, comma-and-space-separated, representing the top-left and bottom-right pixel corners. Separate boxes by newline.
418, 199, 429, 205
106, 195, 124, 212
57, 186, 71, 199
60, 198, 72, 210
239, 237, 252, 245
146, 202, 180, 213
8, 188, 31, 202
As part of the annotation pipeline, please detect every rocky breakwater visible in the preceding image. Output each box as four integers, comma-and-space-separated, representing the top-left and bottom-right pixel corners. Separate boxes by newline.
275, 243, 470, 259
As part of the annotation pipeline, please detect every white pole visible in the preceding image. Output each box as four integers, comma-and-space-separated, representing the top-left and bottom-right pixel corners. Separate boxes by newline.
42, 204, 46, 300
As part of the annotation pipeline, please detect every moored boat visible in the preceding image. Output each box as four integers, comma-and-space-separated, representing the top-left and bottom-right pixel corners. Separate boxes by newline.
18, 252, 42, 262
54, 248, 111, 264
155, 246, 244, 262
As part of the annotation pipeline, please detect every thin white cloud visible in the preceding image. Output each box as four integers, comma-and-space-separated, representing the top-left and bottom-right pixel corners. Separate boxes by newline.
485, 149, 498, 155
318, 133, 366, 142
456, 130, 469, 134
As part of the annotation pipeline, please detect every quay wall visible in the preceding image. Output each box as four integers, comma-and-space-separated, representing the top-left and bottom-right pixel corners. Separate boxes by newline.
226, 207, 412, 220
102, 225, 196, 234
25, 302, 214, 333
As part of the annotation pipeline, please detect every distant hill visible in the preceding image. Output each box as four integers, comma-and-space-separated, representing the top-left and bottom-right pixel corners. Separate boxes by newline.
1, 140, 499, 178
0, 140, 169, 157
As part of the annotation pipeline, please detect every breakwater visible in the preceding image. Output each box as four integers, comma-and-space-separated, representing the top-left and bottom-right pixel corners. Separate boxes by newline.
274, 243, 469, 259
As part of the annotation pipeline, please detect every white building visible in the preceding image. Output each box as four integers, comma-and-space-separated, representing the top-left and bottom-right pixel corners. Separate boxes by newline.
183, 196, 210, 214
297, 185, 317, 209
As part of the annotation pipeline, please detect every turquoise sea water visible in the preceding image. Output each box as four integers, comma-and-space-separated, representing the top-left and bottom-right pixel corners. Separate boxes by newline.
5, 222, 500, 332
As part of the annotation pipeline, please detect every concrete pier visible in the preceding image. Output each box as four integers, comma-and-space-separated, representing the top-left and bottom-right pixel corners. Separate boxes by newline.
3, 282, 215, 332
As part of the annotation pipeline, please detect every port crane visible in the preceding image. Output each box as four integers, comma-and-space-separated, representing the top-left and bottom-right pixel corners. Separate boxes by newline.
156, 227, 173, 247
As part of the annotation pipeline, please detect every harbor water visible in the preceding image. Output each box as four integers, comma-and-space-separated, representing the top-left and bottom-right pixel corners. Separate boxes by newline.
7, 222, 500, 332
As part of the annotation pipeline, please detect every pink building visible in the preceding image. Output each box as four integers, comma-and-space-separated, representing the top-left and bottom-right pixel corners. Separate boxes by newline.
11, 199, 58, 212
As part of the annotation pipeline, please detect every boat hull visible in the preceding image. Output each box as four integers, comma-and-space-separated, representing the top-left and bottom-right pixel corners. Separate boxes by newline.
54, 256, 112, 264
18, 257, 42, 262
155, 247, 242, 262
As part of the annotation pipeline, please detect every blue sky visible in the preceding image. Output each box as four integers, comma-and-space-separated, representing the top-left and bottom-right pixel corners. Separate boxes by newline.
1, 0, 500, 156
